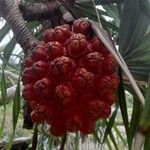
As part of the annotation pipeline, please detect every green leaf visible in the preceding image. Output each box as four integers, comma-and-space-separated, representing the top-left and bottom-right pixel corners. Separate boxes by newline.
113, 124, 126, 145
106, 137, 113, 150
118, 68, 130, 149
3, 37, 16, 64
103, 0, 150, 82
74, 3, 119, 31
116, 3, 124, 18
129, 96, 141, 147
0, 23, 10, 43
76, 0, 123, 5
12, 76, 21, 131
140, 78, 150, 130
103, 105, 119, 142
122, 32, 150, 81
134, 33, 150, 52
139, 0, 150, 18
93, 130, 101, 143
128, 65, 150, 81
97, 0, 123, 5
124, 32, 150, 60
27, 21, 41, 29
144, 131, 150, 150
6, 134, 15, 150
75, 1, 108, 16
119, 0, 150, 56
0, 55, 19, 70
102, 4, 120, 27
0, 69, 7, 137
109, 130, 119, 150
6, 75, 21, 150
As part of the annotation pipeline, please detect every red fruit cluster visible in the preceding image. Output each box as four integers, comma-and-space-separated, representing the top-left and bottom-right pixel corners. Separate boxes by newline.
22, 19, 119, 136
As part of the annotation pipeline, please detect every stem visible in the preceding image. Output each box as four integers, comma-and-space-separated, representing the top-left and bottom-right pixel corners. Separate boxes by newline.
132, 132, 145, 150
19, 1, 61, 22
23, 102, 34, 129
32, 125, 38, 150
0, 0, 38, 54
0, 137, 32, 148
60, 133, 67, 150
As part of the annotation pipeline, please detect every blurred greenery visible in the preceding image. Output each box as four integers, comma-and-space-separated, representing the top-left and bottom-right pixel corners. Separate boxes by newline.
0, 0, 150, 149
0, 102, 32, 142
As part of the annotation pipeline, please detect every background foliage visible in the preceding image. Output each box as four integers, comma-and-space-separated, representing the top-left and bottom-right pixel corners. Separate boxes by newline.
0, 0, 150, 149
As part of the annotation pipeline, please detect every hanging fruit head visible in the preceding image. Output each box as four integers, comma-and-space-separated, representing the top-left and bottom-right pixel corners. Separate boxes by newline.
22, 18, 119, 136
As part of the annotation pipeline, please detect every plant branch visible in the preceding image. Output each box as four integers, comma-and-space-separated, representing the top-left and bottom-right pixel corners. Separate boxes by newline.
0, 137, 32, 149
19, 1, 61, 22
19, 0, 77, 22
0, 0, 38, 54
0, 70, 19, 80
0, 83, 23, 103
